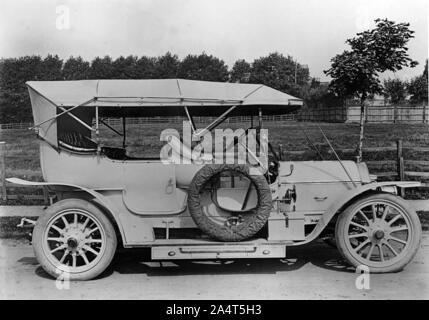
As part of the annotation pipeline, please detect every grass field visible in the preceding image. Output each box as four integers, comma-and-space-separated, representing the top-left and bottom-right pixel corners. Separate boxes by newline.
1, 121, 429, 203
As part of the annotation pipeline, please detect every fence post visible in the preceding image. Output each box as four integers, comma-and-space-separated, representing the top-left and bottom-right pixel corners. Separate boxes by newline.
0, 142, 6, 201
42, 186, 50, 205
423, 105, 427, 124
396, 139, 405, 183
278, 144, 283, 161
393, 104, 398, 124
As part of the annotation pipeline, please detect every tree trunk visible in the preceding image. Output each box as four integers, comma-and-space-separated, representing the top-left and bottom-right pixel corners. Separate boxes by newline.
357, 95, 366, 163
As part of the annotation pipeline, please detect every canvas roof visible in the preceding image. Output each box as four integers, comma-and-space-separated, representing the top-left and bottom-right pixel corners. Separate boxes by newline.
27, 79, 303, 147
26, 79, 303, 108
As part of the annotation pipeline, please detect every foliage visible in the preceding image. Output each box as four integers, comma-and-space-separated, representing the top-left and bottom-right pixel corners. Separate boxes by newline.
153, 52, 180, 78
134, 56, 157, 79
383, 78, 407, 104
325, 18, 418, 161
39, 55, 63, 81
88, 56, 115, 79
230, 59, 252, 83
0, 51, 331, 123
303, 79, 343, 109
0, 56, 44, 122
111, 55, 138, 79
177, 53, 229, 82
408, 59, 428, 104
62, 56, 90, 80
325, 19, 418, 101
250, 52, 309, 97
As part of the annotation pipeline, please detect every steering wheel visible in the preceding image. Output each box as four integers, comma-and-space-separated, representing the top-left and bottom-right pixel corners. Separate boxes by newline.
223, 126, 279, 183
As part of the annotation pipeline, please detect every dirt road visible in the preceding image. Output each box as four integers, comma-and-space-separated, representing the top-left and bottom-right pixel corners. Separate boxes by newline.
1, 234, 428, 300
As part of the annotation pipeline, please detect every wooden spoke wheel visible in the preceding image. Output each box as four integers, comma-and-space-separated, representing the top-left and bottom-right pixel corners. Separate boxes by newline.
335, 193, 421, 273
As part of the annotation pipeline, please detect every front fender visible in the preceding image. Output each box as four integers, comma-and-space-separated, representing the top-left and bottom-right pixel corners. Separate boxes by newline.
295, 180, 421, 245
6, 177, 128, 244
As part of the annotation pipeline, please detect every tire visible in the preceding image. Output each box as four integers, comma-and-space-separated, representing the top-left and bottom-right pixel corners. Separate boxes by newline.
32, 198, 117, 281
335, 193, 421, 273
187, 164, 272, 241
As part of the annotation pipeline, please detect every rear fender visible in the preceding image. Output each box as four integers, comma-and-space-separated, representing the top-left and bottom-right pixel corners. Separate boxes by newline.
6, 178, 127, 244
296, 181, 421, 245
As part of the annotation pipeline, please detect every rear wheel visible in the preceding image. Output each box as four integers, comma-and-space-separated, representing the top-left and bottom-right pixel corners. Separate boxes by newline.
335, 193, 421, 273
32, 199, 117, 281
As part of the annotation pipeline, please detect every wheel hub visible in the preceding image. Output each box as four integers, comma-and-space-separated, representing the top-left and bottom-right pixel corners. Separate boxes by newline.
63, 225, 88, 251
374, 229, 385, 240
67, 237, 78, 249
368, 220, 388, 243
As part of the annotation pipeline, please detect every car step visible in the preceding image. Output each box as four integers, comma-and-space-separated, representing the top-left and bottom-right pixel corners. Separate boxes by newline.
151, 244, 286, 260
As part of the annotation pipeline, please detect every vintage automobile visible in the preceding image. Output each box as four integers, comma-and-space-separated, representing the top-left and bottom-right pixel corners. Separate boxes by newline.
8, 79, 422, 280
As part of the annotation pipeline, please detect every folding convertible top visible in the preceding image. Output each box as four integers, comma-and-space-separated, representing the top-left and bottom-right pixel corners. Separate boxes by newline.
27, 79, 303, 147
26, 79, 303, 109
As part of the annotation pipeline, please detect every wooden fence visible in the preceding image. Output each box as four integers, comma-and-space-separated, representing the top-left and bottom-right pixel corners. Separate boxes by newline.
299, 105, 429, 123
347, 105, 429, 123
1, 139, 429, 203
0, 141, 50, 203
2, 105, 428, 129
298, 107, 347, 122
0, 114, 298, 130
276, 140, 429, 181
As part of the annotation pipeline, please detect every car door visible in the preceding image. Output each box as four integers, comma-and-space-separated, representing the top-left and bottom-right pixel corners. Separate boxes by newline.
122, 161, 187, 214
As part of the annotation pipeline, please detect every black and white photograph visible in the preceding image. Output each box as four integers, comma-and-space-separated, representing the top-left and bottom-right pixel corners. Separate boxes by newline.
0, 0, 428, 305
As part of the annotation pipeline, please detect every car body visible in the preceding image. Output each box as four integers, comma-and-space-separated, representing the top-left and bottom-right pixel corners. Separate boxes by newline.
8, 79, 422, 280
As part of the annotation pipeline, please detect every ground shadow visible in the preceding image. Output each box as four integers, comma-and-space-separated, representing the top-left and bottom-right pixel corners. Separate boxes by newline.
23, 240, 355, 280
34, 264, 115, 280
112, 240, 355, 277
17, 256, 38, 266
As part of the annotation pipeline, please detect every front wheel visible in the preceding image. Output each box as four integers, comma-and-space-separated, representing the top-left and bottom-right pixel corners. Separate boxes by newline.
335, 193, 421, 273
32, 199, 117, 281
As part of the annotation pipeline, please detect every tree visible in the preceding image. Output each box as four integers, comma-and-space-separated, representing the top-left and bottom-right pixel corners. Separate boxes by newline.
177, 53, 229, 82
384, 78, 407, 104
250, 52, 309, 97
303, 79, 342, 109
0, 56, 44, 122
325, 19, 418, 161
153, 52, 180, 78
111, 55, 138, 79
408, 59, 428, 105
39, 54, 63, 80
62, 56, 90, 80
88, 56, 115, 79
134, 56, 157, 79
424, 59, 428, 78
230, 59, 251, 83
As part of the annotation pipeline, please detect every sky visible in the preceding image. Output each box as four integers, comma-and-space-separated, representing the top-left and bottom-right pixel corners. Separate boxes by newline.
0, 0, 427, 81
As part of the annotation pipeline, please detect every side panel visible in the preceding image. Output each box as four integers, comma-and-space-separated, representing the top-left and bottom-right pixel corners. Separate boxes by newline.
278, 161, 363, 183
122, 162, 186, 214
40, 141, 124, 189
28, 87, 58, 147
293, 182, 357, 212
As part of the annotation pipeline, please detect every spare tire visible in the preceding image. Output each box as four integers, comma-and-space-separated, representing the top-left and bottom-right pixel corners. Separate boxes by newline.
187, 164, 272, 241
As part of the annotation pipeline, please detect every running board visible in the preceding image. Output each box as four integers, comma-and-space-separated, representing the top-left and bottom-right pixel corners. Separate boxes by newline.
151, 244, 286, 260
